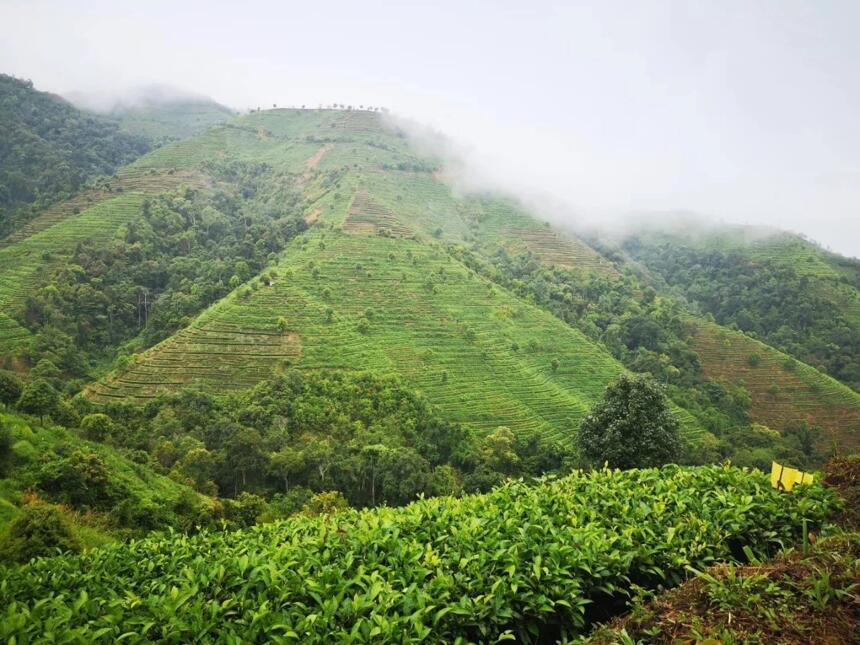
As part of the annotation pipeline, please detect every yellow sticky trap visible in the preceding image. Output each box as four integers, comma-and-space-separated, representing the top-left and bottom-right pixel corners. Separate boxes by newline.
771, 462, 814, 491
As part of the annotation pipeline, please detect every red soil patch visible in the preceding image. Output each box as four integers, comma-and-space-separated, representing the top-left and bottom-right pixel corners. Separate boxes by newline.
305, 144, 333, 170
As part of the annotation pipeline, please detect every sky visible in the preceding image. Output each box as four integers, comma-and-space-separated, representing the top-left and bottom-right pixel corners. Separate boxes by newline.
2, 0, 858, 257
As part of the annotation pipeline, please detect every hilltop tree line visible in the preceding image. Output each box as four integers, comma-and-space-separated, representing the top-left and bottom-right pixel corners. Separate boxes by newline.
0, 74, 151, 237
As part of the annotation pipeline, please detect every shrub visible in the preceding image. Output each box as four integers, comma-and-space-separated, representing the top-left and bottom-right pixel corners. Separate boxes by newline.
747, 353, 762, 367
303, 490, 349, 516
224, 492, 267, 528
36, 449, 122, 509
17, 379, 60, 422
0, 503, 81, 564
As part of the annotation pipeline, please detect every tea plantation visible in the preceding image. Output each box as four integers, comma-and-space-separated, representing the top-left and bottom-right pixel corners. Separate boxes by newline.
0, 464, 839, 643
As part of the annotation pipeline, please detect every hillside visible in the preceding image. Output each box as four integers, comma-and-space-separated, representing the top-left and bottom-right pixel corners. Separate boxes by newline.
82, 109, 633, 444
0, 408, 210, 546
108, 97, 236, 144
613, 221, 860, 391
689, 319, 860, 451
0, 74, 151, 237
0, 168, 209, 361
2, 103, 857, 459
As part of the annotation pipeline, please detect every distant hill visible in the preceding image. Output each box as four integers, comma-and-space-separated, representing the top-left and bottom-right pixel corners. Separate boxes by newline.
609, 221, 860, 391
65, 83, 235, 144
108, 99, 235, 144
0, 74, 151, 237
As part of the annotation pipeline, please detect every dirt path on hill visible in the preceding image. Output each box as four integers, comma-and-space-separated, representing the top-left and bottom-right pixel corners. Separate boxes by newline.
305, 143, 333, 170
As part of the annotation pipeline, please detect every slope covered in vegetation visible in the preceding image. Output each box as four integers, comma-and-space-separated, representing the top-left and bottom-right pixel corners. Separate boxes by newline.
0, 74, 150, 237
108, 97, 236, 144
82, 109, 645, 444
616, 223, 860, 391
0, 464, 838, 642
688, 320, 860, 451
0, 409, 210, 551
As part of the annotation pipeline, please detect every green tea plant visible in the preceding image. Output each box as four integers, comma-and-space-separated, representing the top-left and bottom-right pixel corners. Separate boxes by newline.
0, 465, 838, 643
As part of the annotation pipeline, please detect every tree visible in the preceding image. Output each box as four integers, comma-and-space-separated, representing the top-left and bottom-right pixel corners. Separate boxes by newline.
302, 434, 335, 484
80, 413, 115, 442
224, 427, 266, 494
17, 379, 59, 422
36, 449, 119, 509
0, 370, 23, 406
0, 503, 81, 564
303, 490, 348, 516
480, 427, 520, 475
269, 446, 305, 493
179, 447, 217, 493
0, 420, 12, 476
577, 374, 681, 469
359, 444, 390, 506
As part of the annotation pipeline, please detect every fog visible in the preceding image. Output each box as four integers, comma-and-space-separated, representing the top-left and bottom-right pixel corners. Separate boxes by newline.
2, 0, 858, 257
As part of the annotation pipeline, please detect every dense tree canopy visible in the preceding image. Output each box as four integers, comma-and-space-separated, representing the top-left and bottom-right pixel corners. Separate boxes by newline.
0, 74, 150, 236
577, 374, 682, 469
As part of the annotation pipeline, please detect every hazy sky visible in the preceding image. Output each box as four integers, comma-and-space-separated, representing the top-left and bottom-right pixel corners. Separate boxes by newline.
2, 0, 858, 257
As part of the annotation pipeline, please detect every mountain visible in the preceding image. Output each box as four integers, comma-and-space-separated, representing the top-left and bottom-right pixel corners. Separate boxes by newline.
0, 74, 151, 237
108, 98, 235, 144
605, 220, 860, 391
81, 109, 636, 445
65, 84, 236, 144
2, 103, 858, 460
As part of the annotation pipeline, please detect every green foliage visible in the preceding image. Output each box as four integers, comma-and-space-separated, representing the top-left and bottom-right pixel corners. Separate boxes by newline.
0, 502, 81, 564
0, 370, 23, 405
16, 379, 59, 421
0, 74, 149, 237
21, 174, 307, 368
578, 374, 681, 469
79, 413, 115, 442
620, 237, 860, 390
35, 449, 121, 510
302, 490, 349, 516
0, 420, 11, 476
0, 465, 838, 641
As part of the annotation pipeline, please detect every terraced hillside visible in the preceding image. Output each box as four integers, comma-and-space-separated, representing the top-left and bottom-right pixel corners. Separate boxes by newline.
0, 167, 207, 247
0, 167, 208, 356
690, 320, 860, 450
88, 229, 627, 444
81, 109, 707, 443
